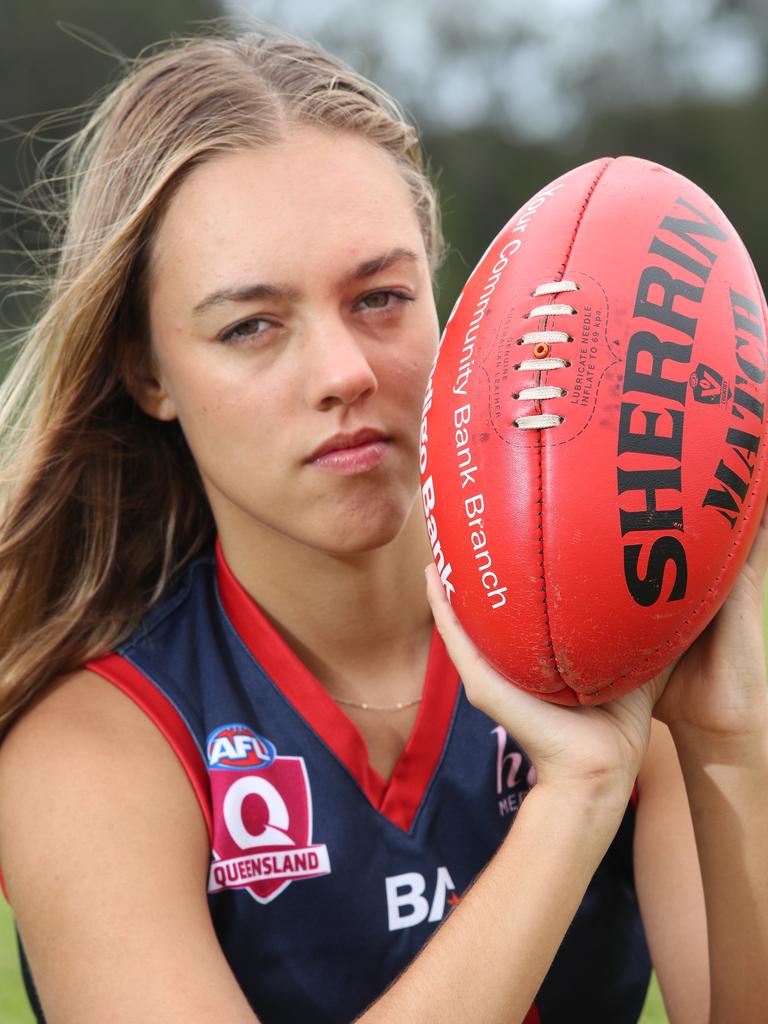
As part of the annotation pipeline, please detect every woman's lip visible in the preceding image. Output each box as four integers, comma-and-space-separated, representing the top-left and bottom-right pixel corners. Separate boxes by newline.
308, 439, 390, 475
308, 428, 389, 461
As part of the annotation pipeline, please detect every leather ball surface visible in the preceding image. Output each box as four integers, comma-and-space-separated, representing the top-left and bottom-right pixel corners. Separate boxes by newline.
420, 156, 768, 704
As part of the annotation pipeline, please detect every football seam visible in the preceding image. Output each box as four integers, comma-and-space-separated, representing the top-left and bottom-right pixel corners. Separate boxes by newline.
540, 159, 615, 688
554, 158, 614, 280
536, 429, 560, 679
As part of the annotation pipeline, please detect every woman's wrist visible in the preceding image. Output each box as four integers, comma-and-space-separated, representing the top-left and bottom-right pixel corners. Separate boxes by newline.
515, 774, 632, 850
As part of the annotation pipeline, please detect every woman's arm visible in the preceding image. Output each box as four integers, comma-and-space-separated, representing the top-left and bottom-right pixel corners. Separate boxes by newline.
634, 508, 768, 1024
660, 513, 768, 1024
636, 698, 768, 1024
0, 670, 259, 1024
422, 504, 768, 1024
634, 721, 708, 1024
674, 723, 768, 1024
361, 777, 629, 1023
364, 564, 664, 1024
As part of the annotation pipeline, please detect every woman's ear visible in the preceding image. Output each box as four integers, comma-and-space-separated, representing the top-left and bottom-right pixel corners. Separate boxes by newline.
121, 344, 178, 422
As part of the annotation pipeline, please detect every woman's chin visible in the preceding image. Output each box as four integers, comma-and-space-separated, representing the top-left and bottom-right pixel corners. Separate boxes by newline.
311, 498, 418, 556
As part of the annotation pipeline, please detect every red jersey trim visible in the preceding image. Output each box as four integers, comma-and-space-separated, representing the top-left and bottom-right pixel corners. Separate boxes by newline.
215, 538, 460, 832
84, 653, 214, 841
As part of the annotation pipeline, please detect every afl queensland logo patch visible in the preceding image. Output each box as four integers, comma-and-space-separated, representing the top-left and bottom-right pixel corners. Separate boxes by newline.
207, 725, 331, 904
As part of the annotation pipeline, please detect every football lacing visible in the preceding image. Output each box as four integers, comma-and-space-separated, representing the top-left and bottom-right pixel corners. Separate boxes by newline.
530, 281, 580, 296
514, 280, 579, 430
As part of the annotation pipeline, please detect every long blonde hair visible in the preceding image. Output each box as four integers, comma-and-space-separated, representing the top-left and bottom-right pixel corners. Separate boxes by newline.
0, 27, 444, 737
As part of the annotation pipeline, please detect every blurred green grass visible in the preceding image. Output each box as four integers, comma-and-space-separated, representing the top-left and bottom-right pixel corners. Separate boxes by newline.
0, 894, 668, 1023
1, 898, 34, 1024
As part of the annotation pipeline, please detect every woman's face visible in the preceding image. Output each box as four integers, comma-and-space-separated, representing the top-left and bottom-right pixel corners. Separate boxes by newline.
142, 127, 440, 556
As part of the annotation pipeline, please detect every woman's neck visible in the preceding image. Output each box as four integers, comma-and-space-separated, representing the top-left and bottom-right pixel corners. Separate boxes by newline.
216, 505, 435, 695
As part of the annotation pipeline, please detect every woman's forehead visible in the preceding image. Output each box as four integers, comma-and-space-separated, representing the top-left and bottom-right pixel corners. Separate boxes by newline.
149, 129, 425, 293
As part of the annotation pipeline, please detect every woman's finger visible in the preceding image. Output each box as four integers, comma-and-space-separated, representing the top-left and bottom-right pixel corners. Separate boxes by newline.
424, 563, 488, 686
424, 563, 540, 724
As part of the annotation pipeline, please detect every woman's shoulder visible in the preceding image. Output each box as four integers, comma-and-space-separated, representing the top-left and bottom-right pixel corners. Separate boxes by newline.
0, 664, 243, 1022
0, 666, 209, 890
2, 666, 157, 752
0, 544, 217, 789
0, 555, 221, 845
0, 666, 201, 826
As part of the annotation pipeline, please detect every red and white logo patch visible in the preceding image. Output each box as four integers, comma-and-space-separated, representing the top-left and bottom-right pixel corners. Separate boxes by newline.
206, 725, 331, 903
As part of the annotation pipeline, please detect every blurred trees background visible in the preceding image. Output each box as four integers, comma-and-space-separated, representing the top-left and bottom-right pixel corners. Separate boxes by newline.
2, 0, 767, 328
0, 0, 224, 336
284, 0, 768, 318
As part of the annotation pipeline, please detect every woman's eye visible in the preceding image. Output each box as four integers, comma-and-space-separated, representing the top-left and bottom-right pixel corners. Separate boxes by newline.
219, 317, 273, 344
358, 290, 414, 312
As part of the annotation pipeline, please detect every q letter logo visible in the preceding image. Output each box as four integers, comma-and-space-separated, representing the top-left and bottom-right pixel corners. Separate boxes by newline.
207, 725, 331, 904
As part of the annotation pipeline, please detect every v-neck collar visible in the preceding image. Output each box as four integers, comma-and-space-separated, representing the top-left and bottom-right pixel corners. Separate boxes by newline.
215, 538, 461, 833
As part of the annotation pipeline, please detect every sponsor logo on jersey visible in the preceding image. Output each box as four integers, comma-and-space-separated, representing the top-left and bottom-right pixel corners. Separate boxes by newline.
206, 724, 276, 770
492, 725, 536, 818
385, 867, 459, 931
207, 726, 331, 903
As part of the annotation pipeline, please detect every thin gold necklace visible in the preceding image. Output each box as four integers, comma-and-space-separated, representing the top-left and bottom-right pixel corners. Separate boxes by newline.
329, 694, 423, 712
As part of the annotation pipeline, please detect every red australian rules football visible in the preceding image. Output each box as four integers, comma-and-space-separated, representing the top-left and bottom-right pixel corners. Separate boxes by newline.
421, 156, 768, 705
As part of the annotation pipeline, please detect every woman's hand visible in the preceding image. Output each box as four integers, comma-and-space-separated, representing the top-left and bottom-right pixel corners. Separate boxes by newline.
425, 565, 668, 808
646, 504, 768, 1024
653, 505, 768, 744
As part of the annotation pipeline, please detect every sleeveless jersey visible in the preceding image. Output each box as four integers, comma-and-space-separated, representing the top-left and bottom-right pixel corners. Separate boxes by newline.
67, 542, 649, 1023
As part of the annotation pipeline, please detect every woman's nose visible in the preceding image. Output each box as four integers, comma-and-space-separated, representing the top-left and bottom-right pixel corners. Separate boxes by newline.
303, 320, 378, 411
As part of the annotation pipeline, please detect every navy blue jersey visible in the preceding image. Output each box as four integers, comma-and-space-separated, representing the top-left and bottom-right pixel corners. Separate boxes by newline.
77, 542, 648, 1023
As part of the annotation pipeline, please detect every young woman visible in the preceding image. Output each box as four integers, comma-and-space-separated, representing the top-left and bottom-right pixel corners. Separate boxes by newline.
0, 27, 766, 1024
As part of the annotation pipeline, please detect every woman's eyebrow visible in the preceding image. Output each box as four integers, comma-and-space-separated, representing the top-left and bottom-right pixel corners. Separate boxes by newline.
340, 247, 420, 285
192, 248, 420, 319
192, 282, 299, 318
